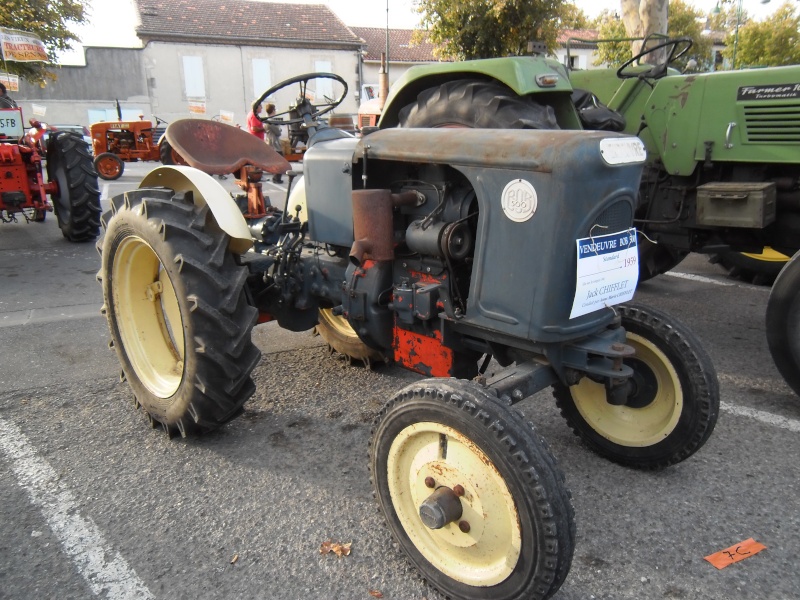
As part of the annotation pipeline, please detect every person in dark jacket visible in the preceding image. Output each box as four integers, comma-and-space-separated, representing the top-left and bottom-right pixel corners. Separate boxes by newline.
0, 83, 18, 108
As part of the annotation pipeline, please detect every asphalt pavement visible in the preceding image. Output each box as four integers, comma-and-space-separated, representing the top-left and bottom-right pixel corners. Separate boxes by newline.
0, 160, 798, 600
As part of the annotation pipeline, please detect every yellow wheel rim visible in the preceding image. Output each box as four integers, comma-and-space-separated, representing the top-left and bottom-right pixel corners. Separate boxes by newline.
570, 332, 682, 447
740, 247, 790, 263
113, 235, 184, 398
318, 307, 357, 337
387, 422, 521, 586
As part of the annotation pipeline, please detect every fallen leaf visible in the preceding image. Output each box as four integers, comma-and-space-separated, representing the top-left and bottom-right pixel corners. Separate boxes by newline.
369, 590, 383, 598
319, 540, 352, 557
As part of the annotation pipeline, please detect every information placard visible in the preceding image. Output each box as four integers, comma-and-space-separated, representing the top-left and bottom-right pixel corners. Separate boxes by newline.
569, 229, 639, 319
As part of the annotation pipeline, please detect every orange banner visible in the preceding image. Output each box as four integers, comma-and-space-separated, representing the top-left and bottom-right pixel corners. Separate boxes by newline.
704, 538, 767, 570
0, 28, 48, 63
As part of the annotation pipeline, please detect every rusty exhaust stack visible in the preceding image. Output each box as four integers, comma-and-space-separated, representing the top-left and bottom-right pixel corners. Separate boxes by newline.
350, 189, 420, 266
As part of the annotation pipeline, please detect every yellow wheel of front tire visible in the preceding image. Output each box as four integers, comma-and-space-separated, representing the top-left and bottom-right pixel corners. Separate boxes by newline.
553, 304, 719, 469
371, 379, 575, 600
315, 307, 384, 364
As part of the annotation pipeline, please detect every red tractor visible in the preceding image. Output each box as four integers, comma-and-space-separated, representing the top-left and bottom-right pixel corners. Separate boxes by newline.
0, 107, 101, 241
90, 116, 178, 180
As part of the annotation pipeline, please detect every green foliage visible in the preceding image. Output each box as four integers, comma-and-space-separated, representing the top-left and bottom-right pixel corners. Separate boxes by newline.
0, 0, 89, 84
727, 2, 800, 68
593, 1, 712, 70
415, 0, 583, 60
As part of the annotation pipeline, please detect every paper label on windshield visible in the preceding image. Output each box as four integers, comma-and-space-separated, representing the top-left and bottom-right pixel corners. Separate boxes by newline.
569, 229, 639, 319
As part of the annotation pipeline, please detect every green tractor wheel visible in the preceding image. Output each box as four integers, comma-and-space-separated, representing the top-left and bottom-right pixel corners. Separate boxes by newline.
710, 247, 790, 286
553, 303, 719, 469
371, 378, 574, 600
97, 188, 261, 437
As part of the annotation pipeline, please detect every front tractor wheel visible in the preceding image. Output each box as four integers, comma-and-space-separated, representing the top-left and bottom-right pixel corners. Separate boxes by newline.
315, 308, 384, 365
553, 304, 719, 469
371, 379, 574, 600
97, 188, 261, 436
94, 152, 124, 180
766, 250, 800, 397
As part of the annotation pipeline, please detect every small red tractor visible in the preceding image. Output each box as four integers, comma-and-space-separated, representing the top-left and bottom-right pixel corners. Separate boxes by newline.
0, 107, 101, 241
90, 115, 180, 180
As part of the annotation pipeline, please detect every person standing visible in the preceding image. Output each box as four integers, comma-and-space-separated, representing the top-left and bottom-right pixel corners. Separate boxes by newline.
265, 103, 284, 183
247, 102, 265, 140
0, 82, 17, 109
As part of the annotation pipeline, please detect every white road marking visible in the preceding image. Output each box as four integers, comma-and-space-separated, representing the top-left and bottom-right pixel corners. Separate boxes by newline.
101, 183, 110, 201
0, 418, 155, 600
721, 401, 800, 433
665, 272, 737, 286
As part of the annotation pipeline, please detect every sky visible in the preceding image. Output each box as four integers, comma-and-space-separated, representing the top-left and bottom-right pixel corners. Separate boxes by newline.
60, 0, 786, 64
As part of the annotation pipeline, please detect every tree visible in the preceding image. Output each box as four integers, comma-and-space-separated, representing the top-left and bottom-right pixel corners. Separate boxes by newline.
620, 0, 668, 60
595, 1, 712, 70
727, 2, 800, 67
414, 0, 586, 60
0, 0, 90, 84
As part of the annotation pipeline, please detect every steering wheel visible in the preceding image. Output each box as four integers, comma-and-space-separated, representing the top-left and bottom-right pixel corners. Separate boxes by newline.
617, 38, 693, 80
253, 73, 348, 125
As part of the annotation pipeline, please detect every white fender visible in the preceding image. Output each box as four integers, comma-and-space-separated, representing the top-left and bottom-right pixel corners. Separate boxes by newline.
286, 173, 308, 223
140, 166, 253, 254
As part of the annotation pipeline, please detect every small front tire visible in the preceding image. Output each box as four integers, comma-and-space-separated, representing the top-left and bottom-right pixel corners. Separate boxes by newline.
766, 251, 800, 397
371, 378, 574, 600
94, 152, 124, 180
553, 303, 719, 469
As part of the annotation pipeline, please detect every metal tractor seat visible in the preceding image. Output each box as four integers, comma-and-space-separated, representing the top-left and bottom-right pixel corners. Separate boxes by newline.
164, 119, 290, 176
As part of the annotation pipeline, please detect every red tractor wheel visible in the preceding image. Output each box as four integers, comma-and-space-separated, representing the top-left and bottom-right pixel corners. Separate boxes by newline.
94, 152, 124, 180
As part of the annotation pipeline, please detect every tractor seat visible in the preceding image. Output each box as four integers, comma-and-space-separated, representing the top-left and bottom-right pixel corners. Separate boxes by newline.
164, 118, 290, 176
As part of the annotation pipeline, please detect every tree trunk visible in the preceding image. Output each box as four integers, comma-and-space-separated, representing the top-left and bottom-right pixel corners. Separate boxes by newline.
620, 0, 669, 63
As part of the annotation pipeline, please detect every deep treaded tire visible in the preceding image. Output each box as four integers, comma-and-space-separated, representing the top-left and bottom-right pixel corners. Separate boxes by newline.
710, 248, 788, 286
371, 378, 574, 600
398, 79, 559, 129
553, 303, 719, 469
766, 251, 800, 397
46, 131, 101, 241
97, 188, 261, 436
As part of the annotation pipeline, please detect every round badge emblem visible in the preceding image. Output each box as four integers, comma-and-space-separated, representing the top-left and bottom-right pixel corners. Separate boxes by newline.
501, 179, 537, 223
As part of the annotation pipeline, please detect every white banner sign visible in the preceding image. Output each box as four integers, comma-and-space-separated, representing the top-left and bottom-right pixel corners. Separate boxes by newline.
569, 229, 639, 319
0, 72, 19, 92
219, 109, 234, 124
0, 28, 48, 62
31, 103, 47, 117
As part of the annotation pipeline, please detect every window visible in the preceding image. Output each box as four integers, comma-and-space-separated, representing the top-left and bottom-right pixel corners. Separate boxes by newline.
182, 56, 206, 99
314, 60, 332, 101
253, 59, 272, 98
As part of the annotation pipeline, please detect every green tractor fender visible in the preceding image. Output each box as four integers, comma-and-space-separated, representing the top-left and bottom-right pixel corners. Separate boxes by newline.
378, 56, 579, 128
140, 166, 253, 254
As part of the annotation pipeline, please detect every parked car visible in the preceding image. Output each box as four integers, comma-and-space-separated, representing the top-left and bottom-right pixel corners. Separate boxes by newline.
44, 124, 92, 146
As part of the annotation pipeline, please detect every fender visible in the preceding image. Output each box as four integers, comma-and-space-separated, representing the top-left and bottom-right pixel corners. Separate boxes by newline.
140, 165, 253, 254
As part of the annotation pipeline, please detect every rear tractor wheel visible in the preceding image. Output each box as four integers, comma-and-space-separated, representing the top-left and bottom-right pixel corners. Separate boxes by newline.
371, 379, 574, 600
553, 303, 719, 469
46, 131, 102, 241
766, 251, 800, 397
97, 188, 261, 436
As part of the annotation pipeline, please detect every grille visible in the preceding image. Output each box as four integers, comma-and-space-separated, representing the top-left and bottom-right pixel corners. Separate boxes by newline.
590, 200, 633, 237
743, 103, 800, 143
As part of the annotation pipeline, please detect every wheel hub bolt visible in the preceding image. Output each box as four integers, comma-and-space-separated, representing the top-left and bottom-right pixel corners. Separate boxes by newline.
453, 484, 465, 497
458, 520, 471, 533
424, 477, 436, 488
419, 486, 463, 530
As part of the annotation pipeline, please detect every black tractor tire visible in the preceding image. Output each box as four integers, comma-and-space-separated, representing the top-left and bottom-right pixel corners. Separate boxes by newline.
553, 303, 719, 470
371, 378, 575, 600
315, 308, 385, 366
97, 188, 261, 437
637, 236, 688, 282
766, 251, 800, 397
398, 78, 559, 130
94, 152, 124, 180
159, 138, 186, 166
46, 131, 102, 242
710, 248, 789, 286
